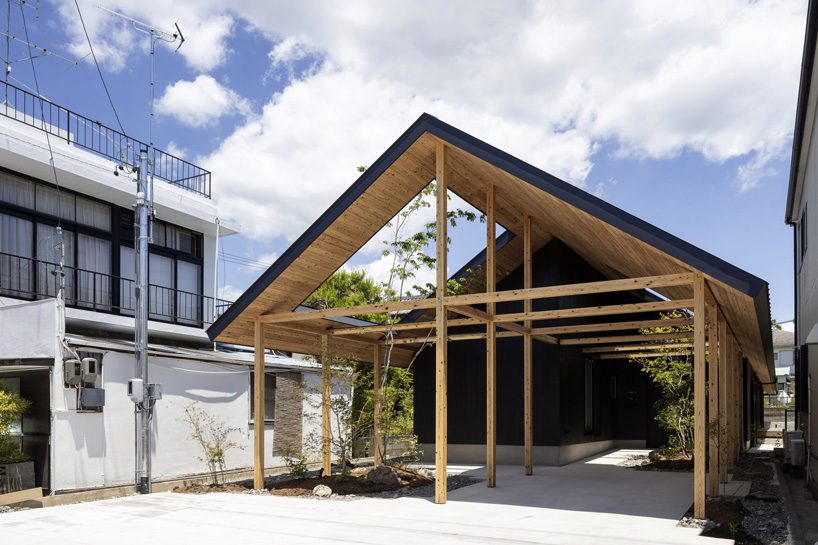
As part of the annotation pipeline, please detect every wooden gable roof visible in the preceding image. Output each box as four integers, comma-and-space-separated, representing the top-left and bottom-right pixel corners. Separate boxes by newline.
208, 114, 773, 383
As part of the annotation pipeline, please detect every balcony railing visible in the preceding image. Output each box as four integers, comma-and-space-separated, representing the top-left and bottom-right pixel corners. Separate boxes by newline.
0, 81, 211, 198
0, 252, 230, 329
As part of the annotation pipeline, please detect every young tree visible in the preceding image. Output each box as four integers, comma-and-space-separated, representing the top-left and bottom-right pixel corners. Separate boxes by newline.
630, 313, 695, 457
181, 402, 245, 484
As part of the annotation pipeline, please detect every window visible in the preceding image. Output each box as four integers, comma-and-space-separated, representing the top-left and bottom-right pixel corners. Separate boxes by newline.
250, 373, 276, 423
36, 183, 75, 222
801, 205, 808, 261
77, 234, 112, 310
0, 213, 33, 296
75, 196, 111, 231
584, 358, 595, 433
176, 259, 201, 324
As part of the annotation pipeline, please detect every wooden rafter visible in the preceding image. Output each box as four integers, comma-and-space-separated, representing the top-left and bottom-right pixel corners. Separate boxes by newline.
582, 342, 693, 353
560, 331, 692, 346
494, 298, 695, 324
594, 351, 691, 360
530, 317, 692, 336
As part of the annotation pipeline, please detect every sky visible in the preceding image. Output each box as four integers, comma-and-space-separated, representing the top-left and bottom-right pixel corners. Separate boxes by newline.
8, 0, 807, 324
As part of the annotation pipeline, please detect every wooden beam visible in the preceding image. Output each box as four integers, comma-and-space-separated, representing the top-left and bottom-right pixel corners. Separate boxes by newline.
253, 319, 265, 490
443, 272, 696, 307
434, 140, 449, 505
707, 299, 719, 497
530, 317, 693, 336
560, 331, 692, 346
449, 304, 557, 344
327, 317, 478, 336
693, 275, 706, 519
486, 180, 496, 488
595, 351, 691, 360
321, 334, 332, 476
259, 298, 437, 325
494, 298, 695, 324
583, 342, 693, 354
387, 330, 519, 345
373, 343, 383, 466
718, 315, 728, 484
0, 487, 42, 506
524, 215, 533, 476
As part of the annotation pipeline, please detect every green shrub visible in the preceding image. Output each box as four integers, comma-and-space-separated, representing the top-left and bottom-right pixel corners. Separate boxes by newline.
0, 384, 30, 464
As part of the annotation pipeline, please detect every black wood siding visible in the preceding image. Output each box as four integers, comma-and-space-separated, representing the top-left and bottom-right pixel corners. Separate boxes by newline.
414, 238, 664, 447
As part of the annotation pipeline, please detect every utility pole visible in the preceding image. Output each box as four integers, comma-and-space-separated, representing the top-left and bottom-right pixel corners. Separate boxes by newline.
101, 7, 184, 495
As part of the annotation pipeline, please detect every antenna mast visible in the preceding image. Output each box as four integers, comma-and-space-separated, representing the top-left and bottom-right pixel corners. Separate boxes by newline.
99, 6, 183, 495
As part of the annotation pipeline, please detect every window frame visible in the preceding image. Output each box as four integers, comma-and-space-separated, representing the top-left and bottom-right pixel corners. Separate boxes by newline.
249, 372, 276, 424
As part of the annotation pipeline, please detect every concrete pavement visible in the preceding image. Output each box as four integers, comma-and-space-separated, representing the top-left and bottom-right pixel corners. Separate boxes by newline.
0, 450, 730, 545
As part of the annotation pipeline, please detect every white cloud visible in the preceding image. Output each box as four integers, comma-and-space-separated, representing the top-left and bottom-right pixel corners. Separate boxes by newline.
156, 75, 250, 127
57, 0, 807, 242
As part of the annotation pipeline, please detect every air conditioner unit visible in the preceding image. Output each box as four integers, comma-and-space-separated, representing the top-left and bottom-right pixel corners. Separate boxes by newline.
81, 357, 100, 383
64, 359, 82, 386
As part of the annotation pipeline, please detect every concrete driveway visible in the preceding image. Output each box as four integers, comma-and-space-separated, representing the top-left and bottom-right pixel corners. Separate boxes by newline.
0, 450, 729, 545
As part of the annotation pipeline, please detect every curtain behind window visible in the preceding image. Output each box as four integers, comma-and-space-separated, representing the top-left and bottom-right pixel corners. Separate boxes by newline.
120, 245, 135, 315
0, 174, 34, 208
36, 185, 75, 222
0, 213, 33, 296
77, 234, 112, 310
76, 197, 111, 231
176, 260, 201, 324
149, 252, 174, 320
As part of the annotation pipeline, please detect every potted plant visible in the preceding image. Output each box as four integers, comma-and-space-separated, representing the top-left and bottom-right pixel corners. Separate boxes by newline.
0, 381, 33, 493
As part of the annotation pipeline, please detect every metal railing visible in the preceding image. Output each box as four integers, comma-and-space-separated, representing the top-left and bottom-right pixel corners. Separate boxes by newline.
0, 252, 230, 328
0, 81, 211, 198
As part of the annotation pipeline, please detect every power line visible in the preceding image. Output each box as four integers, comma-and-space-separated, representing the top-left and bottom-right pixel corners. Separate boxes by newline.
73, 0, 124, 133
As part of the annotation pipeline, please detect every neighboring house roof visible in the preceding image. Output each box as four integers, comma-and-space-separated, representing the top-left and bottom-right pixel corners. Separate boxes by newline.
207, 113, 773, 383
787, 0, 818, 223
67, 334, 323, 372
773, 329, 795, 349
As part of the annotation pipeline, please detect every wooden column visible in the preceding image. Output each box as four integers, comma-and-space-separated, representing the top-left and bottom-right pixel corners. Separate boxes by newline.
707, 300, 719, 497
434, 141, 449, 504
693, 275, 706, 519
253, 319, 265, 489
523, 216, 533, 476
486, 181, 497, 487
321, 334, 332, 476
718, 315, 728, 485
373, 343, 383, 466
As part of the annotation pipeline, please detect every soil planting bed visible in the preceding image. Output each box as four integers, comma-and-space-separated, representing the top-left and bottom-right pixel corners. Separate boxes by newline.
677, 452, 789, 545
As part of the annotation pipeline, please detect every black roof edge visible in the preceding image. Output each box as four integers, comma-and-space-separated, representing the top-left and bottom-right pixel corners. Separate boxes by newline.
210, 112, 772, 364
787, 0, 817, 224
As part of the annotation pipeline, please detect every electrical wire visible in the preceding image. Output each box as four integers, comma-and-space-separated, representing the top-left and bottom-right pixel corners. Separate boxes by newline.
73, 0, 125, 133
18, 2, 61, 226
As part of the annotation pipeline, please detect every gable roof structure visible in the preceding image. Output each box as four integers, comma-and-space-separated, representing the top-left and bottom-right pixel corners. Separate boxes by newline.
208, 113, 774, 384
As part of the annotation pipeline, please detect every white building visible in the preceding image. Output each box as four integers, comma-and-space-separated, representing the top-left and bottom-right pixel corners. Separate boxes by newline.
0, 81, 344, 493
773, 329, 795, 392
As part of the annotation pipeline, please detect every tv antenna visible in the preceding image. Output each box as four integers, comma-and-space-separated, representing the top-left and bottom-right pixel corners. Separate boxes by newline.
98, 5, 184, 496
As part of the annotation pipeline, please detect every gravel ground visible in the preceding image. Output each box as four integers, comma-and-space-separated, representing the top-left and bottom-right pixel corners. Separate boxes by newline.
0, 505, 28, 515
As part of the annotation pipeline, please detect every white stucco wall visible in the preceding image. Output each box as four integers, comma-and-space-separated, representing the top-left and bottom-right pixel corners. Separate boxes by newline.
0, 299, 57, 360
50, 349, 350, 491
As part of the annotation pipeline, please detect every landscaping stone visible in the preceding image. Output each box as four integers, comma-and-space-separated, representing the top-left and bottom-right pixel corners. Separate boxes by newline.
365, 464, 399, 487
312, 484, 332, 497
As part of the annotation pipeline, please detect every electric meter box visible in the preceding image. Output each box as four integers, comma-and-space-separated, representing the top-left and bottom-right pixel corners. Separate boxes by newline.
128, 378, 144, 403
81, 357, 100, 383
64, 359, 82, 386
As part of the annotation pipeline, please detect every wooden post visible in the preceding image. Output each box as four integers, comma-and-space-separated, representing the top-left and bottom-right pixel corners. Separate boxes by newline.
523, 216, 533, 476
373, 343, 383, 466
434, 141, 449, 504
707, 301, 719, 497
693, 275, 706, 519
486, 181, 497, 488
718, 315, 728, 485
321, 334, 332, 476
253, 319, 265, 490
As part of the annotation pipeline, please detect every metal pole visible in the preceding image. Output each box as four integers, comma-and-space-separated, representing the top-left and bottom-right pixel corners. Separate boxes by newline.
134, 149, 151, 494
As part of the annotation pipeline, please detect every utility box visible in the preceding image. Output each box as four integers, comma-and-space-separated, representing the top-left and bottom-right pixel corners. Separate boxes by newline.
80, 388, 105, 408
64, 359, 82, 386
128, 379, 143, 403
81, 357, 100, 384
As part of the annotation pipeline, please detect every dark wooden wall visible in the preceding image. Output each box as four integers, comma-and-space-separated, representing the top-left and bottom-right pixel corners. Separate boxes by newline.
414, 238, 666, 448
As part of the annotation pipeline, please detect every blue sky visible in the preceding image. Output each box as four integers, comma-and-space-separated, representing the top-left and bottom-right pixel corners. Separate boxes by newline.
12, 1, 804, 323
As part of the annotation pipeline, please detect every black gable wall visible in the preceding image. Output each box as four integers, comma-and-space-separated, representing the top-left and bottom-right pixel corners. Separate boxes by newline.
414, 238, 664, 449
